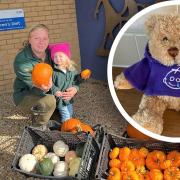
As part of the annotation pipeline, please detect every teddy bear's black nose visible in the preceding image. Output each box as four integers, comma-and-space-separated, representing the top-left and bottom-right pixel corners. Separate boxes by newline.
168, 47, 179, 58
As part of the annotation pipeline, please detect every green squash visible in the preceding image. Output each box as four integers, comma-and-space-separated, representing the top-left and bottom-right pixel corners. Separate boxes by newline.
75, 143, 85, 157
36, 158, 54, 176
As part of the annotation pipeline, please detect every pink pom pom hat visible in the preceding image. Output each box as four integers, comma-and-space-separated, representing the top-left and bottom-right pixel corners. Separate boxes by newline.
48, 42, 71, 61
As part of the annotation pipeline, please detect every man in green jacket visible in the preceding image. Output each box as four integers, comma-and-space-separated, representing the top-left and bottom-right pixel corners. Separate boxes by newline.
13, 24, 56, 130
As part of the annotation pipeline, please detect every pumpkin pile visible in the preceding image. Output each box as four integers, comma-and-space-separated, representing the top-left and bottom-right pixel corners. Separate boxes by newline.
18, 140, 85, 177
107, 146, 180, 180
60, 118, 94, 136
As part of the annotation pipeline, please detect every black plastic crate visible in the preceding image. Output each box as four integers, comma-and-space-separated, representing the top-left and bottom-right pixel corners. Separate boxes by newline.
11, 126, 100, 180
38, 120, 105, 149
95, 133, 180, 180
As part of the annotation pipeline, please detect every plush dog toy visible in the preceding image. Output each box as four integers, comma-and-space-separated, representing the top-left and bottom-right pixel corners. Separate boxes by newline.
114, 14, 180, 134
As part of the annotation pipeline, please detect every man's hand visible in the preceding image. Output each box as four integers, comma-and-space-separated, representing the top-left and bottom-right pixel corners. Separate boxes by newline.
62, 87, 77, 101
35, 77, 52, 92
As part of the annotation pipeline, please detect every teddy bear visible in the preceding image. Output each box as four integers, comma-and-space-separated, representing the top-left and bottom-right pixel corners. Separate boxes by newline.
114, 14, 180, 135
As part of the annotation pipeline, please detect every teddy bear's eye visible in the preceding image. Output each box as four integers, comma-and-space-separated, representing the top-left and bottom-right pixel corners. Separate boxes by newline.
162, 37, 168, 41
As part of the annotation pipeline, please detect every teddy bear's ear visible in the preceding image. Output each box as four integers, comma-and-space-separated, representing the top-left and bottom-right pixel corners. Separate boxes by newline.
145, 14, 157, 34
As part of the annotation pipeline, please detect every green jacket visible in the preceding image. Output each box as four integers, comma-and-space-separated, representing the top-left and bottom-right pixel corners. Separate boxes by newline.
13, 45, 52, 105
51, 64, 83, 108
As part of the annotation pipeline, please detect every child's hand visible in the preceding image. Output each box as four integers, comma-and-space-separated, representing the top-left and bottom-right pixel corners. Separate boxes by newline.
55, 91, 63, 97
62, 87, 77, 101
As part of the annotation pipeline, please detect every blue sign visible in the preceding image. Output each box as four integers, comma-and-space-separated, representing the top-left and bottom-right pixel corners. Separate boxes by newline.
0, 9, 25, 31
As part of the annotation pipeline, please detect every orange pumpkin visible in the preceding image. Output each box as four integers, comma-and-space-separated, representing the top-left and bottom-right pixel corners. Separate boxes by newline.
32, 63, 53, 87
109, 159, 121, 169
107, 167, 121, 180
137, 173, 145, 180
149, 169, 163, 180
127, 124, 152, 140
136, 165, 147, 175
119, 147, 131, 161
129, 148, 145, 167
120, 160, 135, 173
60, 118, 81, 132
139, 147, 149, 158
164, 167, 180, 180
167, 150, 180, 168
80, 123, 94, 136
144, 171, 151, 180
81, 69, 91, 79
146, 150, 166, 170
136, 166, 148, 180
122, 171, 139, 180
160, 160, 171, 170
109, 147, 120, 160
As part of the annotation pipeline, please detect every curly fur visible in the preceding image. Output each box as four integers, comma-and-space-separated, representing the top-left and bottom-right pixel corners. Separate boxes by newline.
114, 14, 180, 134
147, 14, 180, 66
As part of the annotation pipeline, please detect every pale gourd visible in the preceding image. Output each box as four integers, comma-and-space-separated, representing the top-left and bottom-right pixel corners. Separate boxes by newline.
65, 150, 77, 164
19, 154, 37, 172
69, 157, 81, 177
53, 161, 68, 177
44, 152, 59, 165
32, 144, 48, 161
53, 140, 69, 157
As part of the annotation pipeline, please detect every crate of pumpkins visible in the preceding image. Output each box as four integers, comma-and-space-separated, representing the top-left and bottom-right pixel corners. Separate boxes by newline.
11, 125, 100, 179
95, 133, 180, 180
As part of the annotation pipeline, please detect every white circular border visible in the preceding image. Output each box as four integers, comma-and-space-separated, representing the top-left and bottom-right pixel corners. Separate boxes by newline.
108, 0, 180, 143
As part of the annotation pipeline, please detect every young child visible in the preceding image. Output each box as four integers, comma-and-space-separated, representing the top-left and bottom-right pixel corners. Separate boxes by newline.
49, 43, 89, 122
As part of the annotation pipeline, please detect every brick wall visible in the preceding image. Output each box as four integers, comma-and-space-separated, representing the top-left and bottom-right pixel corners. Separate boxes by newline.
0, 0, 80, 94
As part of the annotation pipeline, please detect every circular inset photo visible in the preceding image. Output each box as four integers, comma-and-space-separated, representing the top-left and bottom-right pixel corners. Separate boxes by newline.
108, 1, 180, 142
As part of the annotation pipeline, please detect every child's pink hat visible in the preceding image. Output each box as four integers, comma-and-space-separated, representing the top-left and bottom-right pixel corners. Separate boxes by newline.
48, 42, 71, 61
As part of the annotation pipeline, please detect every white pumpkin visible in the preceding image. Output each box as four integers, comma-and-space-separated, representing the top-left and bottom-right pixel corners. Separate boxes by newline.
53, 140, 69, 157
53, 161, 68, 176
19, 154, 37, 172
44, 152, 59, 165
32, 144, 48, 161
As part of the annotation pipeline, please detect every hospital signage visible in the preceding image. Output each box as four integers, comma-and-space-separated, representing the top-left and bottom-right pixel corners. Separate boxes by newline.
0, 9, 25, 31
